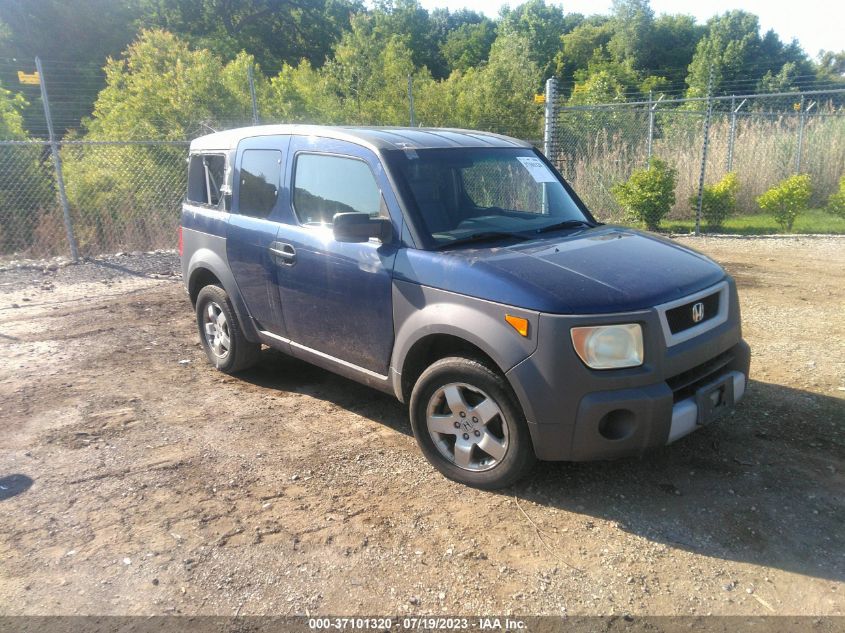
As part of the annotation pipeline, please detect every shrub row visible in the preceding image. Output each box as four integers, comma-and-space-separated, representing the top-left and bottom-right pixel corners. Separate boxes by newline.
611, 160, 844, 232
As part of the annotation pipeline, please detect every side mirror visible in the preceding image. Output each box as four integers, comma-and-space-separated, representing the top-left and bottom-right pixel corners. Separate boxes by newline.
332, 212, 393, 244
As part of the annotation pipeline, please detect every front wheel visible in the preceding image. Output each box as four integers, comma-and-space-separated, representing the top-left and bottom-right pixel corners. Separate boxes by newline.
409, 356, 535, 489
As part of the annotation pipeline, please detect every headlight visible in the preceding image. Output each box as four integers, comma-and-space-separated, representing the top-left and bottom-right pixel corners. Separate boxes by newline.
570, 324, 643, 369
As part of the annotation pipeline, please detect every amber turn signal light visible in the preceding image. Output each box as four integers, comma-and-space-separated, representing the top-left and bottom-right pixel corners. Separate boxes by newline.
505, 314, 529, 337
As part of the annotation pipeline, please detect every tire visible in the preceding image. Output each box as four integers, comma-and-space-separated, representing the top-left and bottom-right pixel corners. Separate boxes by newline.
195, 284, 261, 374
409, 356, 535, 489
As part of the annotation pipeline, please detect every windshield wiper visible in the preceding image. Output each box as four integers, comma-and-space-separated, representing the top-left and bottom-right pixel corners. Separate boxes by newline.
435, 231, 529, 250
532, 219, 598, 234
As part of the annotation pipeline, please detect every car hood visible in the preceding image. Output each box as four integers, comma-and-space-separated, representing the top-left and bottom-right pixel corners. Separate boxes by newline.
393, 226, 727, 314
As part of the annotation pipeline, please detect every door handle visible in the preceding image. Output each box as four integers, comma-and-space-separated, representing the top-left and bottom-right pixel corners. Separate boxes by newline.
269, 242, 296, 265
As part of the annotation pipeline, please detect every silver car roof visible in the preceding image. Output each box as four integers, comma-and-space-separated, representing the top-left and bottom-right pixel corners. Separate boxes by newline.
189, 125, 532, 153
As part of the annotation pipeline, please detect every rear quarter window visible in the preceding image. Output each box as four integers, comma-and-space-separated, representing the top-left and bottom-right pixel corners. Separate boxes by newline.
187, 154, 226, 207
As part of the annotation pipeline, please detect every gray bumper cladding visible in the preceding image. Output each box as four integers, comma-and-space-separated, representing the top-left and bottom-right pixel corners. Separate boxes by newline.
667, 371, 746, 444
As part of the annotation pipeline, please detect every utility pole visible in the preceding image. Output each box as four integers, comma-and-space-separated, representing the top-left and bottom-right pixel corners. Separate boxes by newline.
36, 57, 78, 261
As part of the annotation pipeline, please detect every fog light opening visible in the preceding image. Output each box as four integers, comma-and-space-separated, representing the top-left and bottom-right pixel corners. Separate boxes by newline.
598, 409, 636, 441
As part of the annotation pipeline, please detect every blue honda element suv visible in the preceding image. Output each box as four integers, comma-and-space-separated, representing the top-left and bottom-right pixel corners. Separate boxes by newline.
180, 125, 750, 489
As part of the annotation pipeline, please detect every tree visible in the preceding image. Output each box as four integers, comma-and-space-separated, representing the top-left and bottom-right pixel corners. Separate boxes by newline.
608, 0, 654, 69
755, 31, 814, 89
686, 11, 812, 97
325, 14, 432, 125
61, 30, 264, 252
0, 82, 54, 254
371, 0, 442, 76
417, 33, 543, 139
569, 69, 627, 105
686, 11, 762, 97
642, 14, 706, 85
458, 33, 543, 138
0, 83, 27, 140
136, 0, 362, 73
758, 62, 802, 93
815, 50, 845, 85
83, 30, 260, 140
499, 0, 568, 80
554, 18, 614, 89
440, 20, 496, 73
267, 61, 344, 124
0, 0, 141, 135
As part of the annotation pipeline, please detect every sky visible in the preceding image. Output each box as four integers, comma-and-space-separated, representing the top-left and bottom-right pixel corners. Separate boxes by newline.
416, 0, 843, 58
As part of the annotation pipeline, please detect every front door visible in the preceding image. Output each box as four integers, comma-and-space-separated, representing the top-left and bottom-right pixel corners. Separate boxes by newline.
274, 137, 399, 376
226, 136, 290, 335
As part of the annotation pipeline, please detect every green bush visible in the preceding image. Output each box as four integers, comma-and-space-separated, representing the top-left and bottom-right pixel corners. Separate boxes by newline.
690, 172, 739, 230
611, 158, 677, 230
826, 175, 845, 219
756, 174, 812, 231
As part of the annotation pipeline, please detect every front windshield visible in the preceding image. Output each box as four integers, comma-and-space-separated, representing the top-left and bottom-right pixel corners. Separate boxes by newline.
386, 147, 593, 247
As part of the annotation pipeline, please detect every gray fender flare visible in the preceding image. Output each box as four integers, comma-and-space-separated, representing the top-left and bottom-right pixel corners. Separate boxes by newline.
390, 282, 539, 410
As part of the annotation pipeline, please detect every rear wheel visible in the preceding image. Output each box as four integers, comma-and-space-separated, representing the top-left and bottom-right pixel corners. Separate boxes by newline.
409, 356, 535, 489
195, 284, 260, 373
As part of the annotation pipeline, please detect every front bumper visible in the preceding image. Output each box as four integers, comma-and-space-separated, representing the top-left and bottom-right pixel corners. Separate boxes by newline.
667, 370, 746, 444
505, 277, 750, 461
516, 340, 750, 461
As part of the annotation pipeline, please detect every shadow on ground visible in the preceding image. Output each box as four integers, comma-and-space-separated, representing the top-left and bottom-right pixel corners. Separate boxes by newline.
236, 352, 844, 583
238, 348, 410, 435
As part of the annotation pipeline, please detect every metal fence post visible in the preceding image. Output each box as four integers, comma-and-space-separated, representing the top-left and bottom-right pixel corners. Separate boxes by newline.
646, 93, 663, 166
36, 57, 78, 261
694, 66, 714, 236
795, 97, 815, 173
543, 77, 557, 163
248, 65, 259, 126
408, 74, 416, 127
646, 91, 653, 165
727, 96, 746, 172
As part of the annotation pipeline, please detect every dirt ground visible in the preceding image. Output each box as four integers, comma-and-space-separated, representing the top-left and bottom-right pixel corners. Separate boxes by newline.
0, 237, 843, 617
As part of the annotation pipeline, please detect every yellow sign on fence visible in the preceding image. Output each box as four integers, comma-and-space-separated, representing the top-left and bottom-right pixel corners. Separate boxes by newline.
17, 71, 40, 85
533, 94, 545, 104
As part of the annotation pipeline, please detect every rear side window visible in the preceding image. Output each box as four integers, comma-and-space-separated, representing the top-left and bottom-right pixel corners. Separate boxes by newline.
293, 153, 381, 226
238, 149, 282, 218
187, 154, 226, 207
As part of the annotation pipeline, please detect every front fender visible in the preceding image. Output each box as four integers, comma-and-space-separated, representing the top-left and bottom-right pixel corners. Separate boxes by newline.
391, 280, 539, 402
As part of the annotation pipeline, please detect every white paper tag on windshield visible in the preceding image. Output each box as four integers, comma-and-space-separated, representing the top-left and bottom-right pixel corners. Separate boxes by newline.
516, 156, 557, 183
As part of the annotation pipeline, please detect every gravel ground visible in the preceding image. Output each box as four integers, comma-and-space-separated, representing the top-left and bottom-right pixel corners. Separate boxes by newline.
0, 236, 842, 617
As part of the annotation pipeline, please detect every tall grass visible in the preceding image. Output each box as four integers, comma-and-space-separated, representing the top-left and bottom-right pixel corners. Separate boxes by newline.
555, 107, 845, 223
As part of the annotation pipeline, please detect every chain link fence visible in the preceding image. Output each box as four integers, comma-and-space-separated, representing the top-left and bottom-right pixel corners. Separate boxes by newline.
2, 58, 844, 261
544, 81, 845, 225
0, 140, 188, 259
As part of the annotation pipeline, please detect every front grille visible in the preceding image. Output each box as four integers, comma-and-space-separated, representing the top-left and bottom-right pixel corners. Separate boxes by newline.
666, 350, 734, 403
665, 291, 720, 334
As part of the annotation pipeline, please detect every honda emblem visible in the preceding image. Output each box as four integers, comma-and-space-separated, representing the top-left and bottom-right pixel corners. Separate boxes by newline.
691, 302, 705, 323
